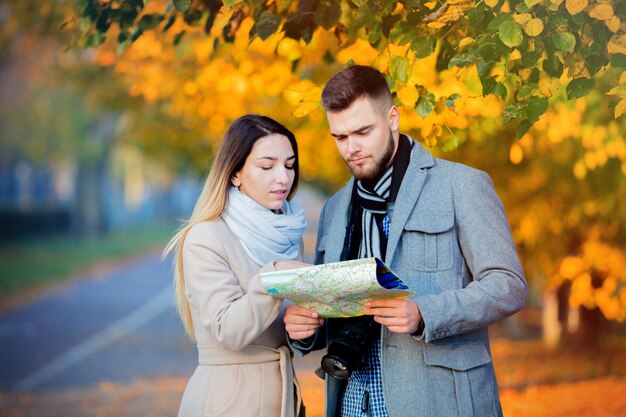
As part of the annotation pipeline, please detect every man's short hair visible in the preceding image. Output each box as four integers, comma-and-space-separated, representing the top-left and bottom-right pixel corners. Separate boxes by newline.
321, 65, 393, 113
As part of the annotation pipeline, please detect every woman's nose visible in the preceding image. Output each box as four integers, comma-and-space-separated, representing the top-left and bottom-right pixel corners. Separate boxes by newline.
275, 167, 289, 184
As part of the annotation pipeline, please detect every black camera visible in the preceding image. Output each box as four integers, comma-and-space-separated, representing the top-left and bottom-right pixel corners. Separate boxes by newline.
321, 316, 380, 380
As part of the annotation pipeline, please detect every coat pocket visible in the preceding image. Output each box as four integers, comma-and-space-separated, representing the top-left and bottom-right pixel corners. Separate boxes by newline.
424, 342, 499, 417
402, 213, 455, 272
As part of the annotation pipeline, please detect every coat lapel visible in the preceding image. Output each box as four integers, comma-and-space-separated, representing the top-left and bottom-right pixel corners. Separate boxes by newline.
385, 142, 434, 264
324, 178, 354, 263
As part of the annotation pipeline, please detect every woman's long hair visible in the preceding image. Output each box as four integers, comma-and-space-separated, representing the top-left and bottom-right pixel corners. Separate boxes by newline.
163, 115, 299, 340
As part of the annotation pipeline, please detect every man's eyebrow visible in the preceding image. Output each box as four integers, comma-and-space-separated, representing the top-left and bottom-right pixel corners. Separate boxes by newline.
255, 155, 296, 161
330, 124, 374, 138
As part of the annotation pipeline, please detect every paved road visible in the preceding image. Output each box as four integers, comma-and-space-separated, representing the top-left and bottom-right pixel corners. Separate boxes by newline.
0, 186, 326, 393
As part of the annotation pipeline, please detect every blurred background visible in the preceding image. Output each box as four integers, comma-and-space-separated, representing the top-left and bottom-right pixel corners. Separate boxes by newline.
1, 0, 625, 416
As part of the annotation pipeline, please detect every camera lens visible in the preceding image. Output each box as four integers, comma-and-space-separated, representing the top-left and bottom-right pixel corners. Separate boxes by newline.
320, 317, 379, 379
321, 354, 351, 380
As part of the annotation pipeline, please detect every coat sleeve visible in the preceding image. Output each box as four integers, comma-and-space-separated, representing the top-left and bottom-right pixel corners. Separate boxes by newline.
182, 223, 282, 351
289, 202, 330, 355
413, 169, 528, 343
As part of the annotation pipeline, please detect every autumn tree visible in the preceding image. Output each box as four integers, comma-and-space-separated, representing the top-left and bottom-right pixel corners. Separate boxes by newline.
67, 0, 626, 343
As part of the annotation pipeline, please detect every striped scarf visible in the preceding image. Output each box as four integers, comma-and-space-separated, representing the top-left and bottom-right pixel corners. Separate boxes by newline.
356, 165, 393, 260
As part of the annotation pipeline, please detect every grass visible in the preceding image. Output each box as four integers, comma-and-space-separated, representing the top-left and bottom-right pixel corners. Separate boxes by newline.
0, 224, 177, 293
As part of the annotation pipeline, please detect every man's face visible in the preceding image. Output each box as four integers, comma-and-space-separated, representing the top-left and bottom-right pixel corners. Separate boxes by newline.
326, 96, 399, 182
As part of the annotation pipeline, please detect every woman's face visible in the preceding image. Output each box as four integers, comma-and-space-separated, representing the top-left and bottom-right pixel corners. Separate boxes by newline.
232, 133, 296, 211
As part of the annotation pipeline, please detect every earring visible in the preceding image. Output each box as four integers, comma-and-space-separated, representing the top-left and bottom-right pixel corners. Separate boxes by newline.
234, 184, 240, 191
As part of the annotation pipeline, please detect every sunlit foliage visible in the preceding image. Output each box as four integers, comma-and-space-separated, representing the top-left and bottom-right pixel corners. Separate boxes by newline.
63, 0, 626, 323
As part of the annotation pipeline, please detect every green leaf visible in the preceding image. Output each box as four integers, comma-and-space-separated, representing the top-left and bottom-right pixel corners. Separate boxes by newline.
552, 32, 576, 52
610, 53, 626, 68
314, 4, 342, 30
138, 13, 164, 30
516, 119, 533, 139
487, 14, 513, 32
543, 55, 564, 78
173, 0, 191, 12
499, 21, 523, 48
415, 97, 433, 118
163, 15, 176, 32
116, 40, 131, 55
521, 50, 541, 68
481, 76, 497, 96
478, 42, 500, 62
516, 84, 535, 101
586, 54, 608, 76
442, 136, 459, 152
173, 30, 186, 45
566, 78, 595, 100
416, 95, 434, 118
476, 60, 491, 77
411, 36, 436, 59
255, 12, 282, 40
352, 0, 368, 6
400, 0, 421, 8
445, 93, 462, 108
84, 30, 106, 48
493, 83, 508, 100
448, 56, 476, 68
390, 56, 410, 84
526, 96, 548, 122
503, 103, 526, 124
467, 7, 485, 29
78, 17, 92, 34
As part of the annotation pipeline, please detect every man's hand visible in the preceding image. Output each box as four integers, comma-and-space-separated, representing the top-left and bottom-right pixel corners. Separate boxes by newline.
284, 305, 323, 340
365, 298, 422, 334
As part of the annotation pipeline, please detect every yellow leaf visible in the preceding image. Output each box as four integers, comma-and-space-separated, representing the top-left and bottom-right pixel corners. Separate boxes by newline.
485, 0, 499, 8
510, 143, 524, 164
608, 34, 626, 55
211, 6, 235, 35
277, 38, 302, 61
573, 160, 587, 179
513, 13, 532, 26
619, 71, 626, 85
519, 68, 532, 81
589, 4, 614, 21
524, 18, 544, 36
424, 1, 438, 9
427, 21, 446, 29
459, 37, 474, 49
509, 49, 522, 60
616, 99, 626, 118
549, 0, 564, 8
539, 73, 560, 97
524, 0, 541, 7
396, 84, 419, 107
565, 0, 587, 15
437, 2, 474, 23
606, 16, 621, 33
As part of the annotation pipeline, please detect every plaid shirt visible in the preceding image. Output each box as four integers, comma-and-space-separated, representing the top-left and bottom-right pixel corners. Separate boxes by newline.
340, 214, 391, 417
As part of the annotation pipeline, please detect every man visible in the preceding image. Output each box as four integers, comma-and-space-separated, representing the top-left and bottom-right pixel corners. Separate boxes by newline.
284, 65, 528, 417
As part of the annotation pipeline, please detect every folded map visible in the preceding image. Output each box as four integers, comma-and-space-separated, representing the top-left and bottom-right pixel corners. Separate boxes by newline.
260, 257, 414, 318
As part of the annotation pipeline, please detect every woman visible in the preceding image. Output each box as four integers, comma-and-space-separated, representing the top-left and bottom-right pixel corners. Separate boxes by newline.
164, 115, 308, 417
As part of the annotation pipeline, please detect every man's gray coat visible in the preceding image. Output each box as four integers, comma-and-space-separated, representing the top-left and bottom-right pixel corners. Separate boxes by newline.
293, 141, 528, 417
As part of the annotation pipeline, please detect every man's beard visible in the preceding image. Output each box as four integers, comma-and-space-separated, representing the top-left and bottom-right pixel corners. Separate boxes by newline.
348, 130, 395, 183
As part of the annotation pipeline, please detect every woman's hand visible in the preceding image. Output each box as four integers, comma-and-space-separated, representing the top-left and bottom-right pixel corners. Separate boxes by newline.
274, 260, 311, 271
284, 305, 323, 340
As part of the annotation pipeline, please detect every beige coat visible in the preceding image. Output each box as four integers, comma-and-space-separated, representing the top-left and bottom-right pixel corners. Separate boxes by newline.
177, 219, 302, 417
